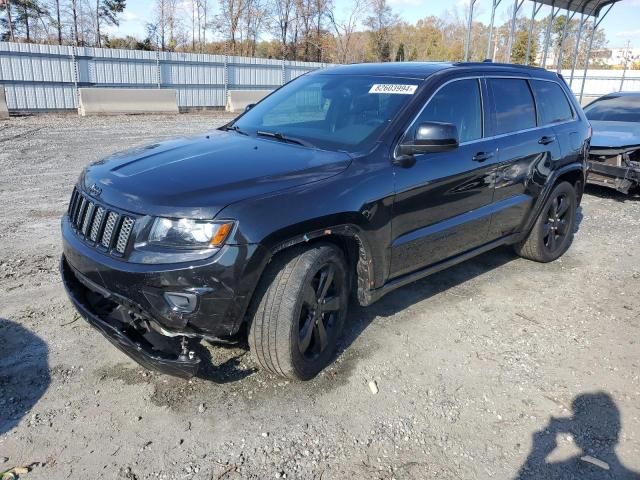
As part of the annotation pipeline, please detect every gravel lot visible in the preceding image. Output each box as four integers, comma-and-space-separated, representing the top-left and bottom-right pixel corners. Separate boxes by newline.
1, 113, 639, 480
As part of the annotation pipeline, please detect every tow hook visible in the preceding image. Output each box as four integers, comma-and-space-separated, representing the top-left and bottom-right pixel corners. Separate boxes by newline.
178, 336, 197, 362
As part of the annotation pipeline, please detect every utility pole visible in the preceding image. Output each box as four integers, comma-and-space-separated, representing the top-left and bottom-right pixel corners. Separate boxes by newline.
620, 40, 631, 92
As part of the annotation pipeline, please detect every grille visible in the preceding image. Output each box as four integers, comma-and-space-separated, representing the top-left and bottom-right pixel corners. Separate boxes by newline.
67, 187, 135, 257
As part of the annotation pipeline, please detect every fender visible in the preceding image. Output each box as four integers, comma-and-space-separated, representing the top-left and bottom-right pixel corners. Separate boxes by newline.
519, 162, 586, 241
269, 224, 379, 307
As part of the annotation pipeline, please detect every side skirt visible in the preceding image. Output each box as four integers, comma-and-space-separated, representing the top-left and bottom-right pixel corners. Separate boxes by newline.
363, 233, 521, 305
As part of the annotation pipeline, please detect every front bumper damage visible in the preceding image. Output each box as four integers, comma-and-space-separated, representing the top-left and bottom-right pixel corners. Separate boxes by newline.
587, 146, 640, 194
60, 214, 270, 378
61, 257, 202, 377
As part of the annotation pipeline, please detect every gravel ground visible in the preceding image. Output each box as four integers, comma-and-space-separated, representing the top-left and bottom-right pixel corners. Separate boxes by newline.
0, 113, 639, 480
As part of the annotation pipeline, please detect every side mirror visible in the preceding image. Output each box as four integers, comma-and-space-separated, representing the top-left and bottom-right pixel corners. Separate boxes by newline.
397, 122, 459, 157
244, 103, 256, 112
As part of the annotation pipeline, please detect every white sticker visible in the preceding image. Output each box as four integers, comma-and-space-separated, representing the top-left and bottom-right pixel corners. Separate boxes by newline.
369, 84, 417, 95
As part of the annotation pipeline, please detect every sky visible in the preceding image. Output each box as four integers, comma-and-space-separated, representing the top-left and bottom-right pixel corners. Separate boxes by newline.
110, 0, 640, 50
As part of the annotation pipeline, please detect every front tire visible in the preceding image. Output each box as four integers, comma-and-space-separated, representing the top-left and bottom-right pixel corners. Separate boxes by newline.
248, 244, 349, 380
514, 181, 577, 262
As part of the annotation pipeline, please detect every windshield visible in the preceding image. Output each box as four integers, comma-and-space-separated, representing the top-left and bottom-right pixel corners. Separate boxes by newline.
231, 74, 421, 152
584, 95, 640, 122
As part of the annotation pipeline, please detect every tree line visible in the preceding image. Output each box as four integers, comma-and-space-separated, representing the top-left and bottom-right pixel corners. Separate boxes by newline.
0, 0, 610, 68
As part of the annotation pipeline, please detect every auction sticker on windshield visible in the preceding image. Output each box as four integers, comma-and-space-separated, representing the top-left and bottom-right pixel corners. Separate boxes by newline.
369, 84, 417, 95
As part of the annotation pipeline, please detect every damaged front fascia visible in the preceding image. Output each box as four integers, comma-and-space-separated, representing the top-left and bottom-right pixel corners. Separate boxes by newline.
588, 145, 640, 194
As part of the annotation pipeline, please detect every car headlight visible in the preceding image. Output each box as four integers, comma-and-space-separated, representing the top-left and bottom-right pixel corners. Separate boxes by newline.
148, 218, 234, 249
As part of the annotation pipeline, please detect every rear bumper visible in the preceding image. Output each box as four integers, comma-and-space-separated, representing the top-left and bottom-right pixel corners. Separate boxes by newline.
61, 256, 201, 377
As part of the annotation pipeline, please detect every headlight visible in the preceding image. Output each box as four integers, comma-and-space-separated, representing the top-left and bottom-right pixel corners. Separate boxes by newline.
148, 218, 234, 248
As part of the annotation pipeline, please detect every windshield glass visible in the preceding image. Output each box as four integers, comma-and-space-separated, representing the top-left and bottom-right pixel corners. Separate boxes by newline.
231, 74, 421, 152
584, 95, 640, 122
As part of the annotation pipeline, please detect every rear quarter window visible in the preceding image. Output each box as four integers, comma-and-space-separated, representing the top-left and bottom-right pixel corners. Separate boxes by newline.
489, 78, 537, 135
530, 80, 574, 125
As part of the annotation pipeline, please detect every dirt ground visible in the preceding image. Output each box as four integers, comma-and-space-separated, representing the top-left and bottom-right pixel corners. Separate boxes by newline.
0, 113, 639, 480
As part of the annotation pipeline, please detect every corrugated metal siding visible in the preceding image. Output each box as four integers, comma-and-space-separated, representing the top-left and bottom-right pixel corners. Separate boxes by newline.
3, 41, 638, 112
0, 41, 332, 111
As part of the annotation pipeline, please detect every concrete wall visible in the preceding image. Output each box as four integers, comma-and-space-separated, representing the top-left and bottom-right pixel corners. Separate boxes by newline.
0, 87, 8, 119
78, 88, 178, 116
226, 89, 272, 112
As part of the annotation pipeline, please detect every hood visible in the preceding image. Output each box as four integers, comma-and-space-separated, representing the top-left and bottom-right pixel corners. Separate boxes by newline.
81, 130, 352, 219
590, 120, 640, 151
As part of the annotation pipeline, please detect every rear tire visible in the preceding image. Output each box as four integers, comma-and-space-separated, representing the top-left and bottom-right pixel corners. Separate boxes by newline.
514, 181, 577, 262
248, 244, 349, 380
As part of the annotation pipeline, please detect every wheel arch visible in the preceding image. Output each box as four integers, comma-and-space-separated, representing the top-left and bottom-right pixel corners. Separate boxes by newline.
268, 224, 378, 307
520, 163, 586, 241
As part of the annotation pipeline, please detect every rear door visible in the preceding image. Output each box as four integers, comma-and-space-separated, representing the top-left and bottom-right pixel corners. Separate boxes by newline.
487, 77, 562, 239
390, 77, 499, 279
529, 79, 582, 165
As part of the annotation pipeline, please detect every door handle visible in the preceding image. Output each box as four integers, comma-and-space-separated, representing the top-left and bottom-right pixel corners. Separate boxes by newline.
472, 151, 494, 162
538, 135, 556, 145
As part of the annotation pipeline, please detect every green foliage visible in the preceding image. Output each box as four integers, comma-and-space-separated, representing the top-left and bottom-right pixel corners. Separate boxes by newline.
99, 0, 126, 27
395, 42, 405, 61
511, 29, 536, 65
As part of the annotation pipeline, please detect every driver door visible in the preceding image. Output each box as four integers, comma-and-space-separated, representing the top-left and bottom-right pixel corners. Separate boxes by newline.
389, 77, 499, 279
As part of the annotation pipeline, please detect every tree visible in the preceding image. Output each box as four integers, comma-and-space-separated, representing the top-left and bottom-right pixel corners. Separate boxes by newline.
511, 28, 535, 64
271, 0, 295, 58
364, 0, 397, 62
217, 0, 246, 54
0, 0, 16, 41
327, 0, 363, 63
395, 42, 404, 61
95, 0, 126, 48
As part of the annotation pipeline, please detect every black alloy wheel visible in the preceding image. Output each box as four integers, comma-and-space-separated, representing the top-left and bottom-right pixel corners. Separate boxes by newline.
543, 191, 572, 255
298, 262, 345, 359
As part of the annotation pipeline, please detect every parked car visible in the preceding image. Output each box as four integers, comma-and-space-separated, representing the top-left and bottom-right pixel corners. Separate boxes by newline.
584, 92, 640, 194
61, 62, 590, 380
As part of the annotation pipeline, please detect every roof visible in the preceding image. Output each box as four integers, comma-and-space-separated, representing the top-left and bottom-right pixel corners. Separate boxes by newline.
321, 61, 557, 80
321, 62, 454, 79
534, 0, 622, 16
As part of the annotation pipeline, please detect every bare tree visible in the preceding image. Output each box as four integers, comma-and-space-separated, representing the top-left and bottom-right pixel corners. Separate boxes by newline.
270, 0, 294, 58
365, 0, 397, 62
327, 0, 362, 63
217, 0, 246, 54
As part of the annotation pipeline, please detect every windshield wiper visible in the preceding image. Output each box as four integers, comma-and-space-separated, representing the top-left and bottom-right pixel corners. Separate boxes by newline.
220, 124, 248, 136
256, 130, 314, 148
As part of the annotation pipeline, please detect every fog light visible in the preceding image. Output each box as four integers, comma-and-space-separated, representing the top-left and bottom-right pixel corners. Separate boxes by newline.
164, 292, 198, 313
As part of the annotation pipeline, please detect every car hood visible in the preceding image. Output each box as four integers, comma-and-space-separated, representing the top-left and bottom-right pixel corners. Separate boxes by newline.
590, 120, 640, 151
80, 130, 352, 219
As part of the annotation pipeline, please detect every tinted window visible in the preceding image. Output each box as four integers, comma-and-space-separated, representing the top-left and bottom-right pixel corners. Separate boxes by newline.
411, 79, 482, 144
489, 79, 536, 134
530, 80, 574, 125
584, 95, 640, 122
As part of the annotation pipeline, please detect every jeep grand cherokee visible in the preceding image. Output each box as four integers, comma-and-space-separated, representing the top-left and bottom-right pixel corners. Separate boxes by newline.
61, 62, 590, 380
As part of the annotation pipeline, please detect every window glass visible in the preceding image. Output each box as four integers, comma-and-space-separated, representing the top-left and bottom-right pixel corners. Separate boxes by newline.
234, 74, 420, 152
410, 79, 482, 144
530, 80, 574, 124
584, 95, 640, 122
489, 79, 537, 134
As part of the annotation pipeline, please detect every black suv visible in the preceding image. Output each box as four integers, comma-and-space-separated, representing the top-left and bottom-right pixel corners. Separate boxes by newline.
61, 62, 590, 380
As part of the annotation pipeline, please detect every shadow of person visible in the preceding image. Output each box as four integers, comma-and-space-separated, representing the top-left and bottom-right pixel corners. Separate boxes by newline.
516, 392, 640, 479
0, 318, 50, 436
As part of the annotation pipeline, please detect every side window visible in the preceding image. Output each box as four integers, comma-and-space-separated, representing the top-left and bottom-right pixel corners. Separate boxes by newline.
410, 79, 482, 144
530, 79, 574, 125
489, 79, 537, 135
